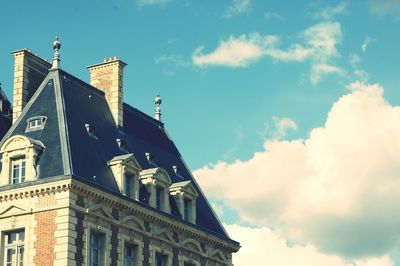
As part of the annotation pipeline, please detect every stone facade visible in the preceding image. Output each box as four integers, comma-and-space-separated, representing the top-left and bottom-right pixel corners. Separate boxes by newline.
0, 178, 237, 265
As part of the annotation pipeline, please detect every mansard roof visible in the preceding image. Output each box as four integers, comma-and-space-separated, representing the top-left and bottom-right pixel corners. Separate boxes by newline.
0, 68, 230, 241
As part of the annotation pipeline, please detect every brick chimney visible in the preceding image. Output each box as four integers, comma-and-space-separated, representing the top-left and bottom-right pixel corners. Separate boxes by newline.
11, 49, 51, 123
87, 57, 127, 127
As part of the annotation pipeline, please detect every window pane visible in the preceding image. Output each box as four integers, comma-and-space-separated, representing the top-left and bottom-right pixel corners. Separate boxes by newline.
4, 230, 25, 266
124, 243, 136, 266
125, 175, 131, 198
90, 231, 104, 266
156, 253, 167, 266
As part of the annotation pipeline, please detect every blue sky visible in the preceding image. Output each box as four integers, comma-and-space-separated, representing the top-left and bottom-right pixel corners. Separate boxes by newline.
1, 0, 400, 265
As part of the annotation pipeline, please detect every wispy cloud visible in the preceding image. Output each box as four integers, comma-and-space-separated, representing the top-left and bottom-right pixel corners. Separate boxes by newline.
369, 0, 400, 19
192, 22, 343, 84
349, 54, 370, 82
154, 54, 190, 76
137, 0, 172, 7
312, 2, 348, 20
310, 63, 345, 85
361, 36, 375, 52
264, 12, 284, 21
260, 117, 298, 140
224, 0, 251, 18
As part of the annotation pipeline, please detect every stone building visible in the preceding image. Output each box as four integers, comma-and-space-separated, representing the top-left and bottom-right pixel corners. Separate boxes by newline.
0, 38, 240, 266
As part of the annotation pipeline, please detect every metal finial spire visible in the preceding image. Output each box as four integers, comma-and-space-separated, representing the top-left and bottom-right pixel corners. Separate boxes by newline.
154, 93, 162, 121
51, 36, 61, 69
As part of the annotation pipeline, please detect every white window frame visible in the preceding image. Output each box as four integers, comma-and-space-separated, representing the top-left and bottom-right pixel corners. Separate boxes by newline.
25, 116, 46, 132
11, 157, 26, 184
3, 229, 25, 266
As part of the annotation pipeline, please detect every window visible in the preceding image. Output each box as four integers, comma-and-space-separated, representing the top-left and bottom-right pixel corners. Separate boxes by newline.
90, 231, 104, 266
155, 253, 168, 266
124, 243, 136, 266
3, 229, 25, 266
183, 198, 191, 222
155, 186, 164, 210
124, 174, 133, 198
26, 116, 46, 132
11, 158, 26, 184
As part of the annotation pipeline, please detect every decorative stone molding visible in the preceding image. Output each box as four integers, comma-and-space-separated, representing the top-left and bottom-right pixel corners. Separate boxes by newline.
0, 135, 45, 185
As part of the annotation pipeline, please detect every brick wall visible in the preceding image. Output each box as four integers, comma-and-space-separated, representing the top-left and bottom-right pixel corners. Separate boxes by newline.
34, 210, 57, 265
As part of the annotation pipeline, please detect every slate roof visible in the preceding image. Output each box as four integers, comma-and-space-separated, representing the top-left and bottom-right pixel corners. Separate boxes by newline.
0, 68, 231, 242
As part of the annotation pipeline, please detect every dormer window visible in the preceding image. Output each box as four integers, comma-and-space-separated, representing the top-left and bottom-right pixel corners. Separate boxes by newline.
139, 167, 172, 213
11, 157, 26, 184
85, 123, 98, 139
169, 181, 199, 223
26, 116, 46, 132
108, 154, 142, 200
0, 135, 44, 186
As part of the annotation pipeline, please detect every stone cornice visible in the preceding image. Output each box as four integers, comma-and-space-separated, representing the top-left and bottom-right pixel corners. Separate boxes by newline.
70, 178, 240, 253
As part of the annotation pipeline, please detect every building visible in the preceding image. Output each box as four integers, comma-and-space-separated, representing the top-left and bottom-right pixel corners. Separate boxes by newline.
0, 38, 240, 266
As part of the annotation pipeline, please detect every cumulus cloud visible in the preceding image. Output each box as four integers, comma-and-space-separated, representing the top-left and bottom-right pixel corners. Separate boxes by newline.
195, 82, 400, 258
226, 224, 395, 266
224, 0, 251, 18
192, 22, 343, 84
312, 2, 348, 20
137, 0, 171, 7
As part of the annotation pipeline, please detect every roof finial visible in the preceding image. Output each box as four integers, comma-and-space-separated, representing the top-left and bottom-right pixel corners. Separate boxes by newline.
51, 36, 61, 69
154, 93, 162, 121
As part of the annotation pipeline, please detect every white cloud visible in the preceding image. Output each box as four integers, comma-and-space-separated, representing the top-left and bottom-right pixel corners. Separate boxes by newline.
313, 2, 348, 20
226, 224, 395, 266
192, 22, 343, 84
137, 0, 171, 7
192, 33, 271, 67
362, 36, 375, 52
195, 82, 400, 258
224, 0, 251, 18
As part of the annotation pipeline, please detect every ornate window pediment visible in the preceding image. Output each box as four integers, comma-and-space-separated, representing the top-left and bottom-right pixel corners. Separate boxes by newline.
0, 135, 44, 186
